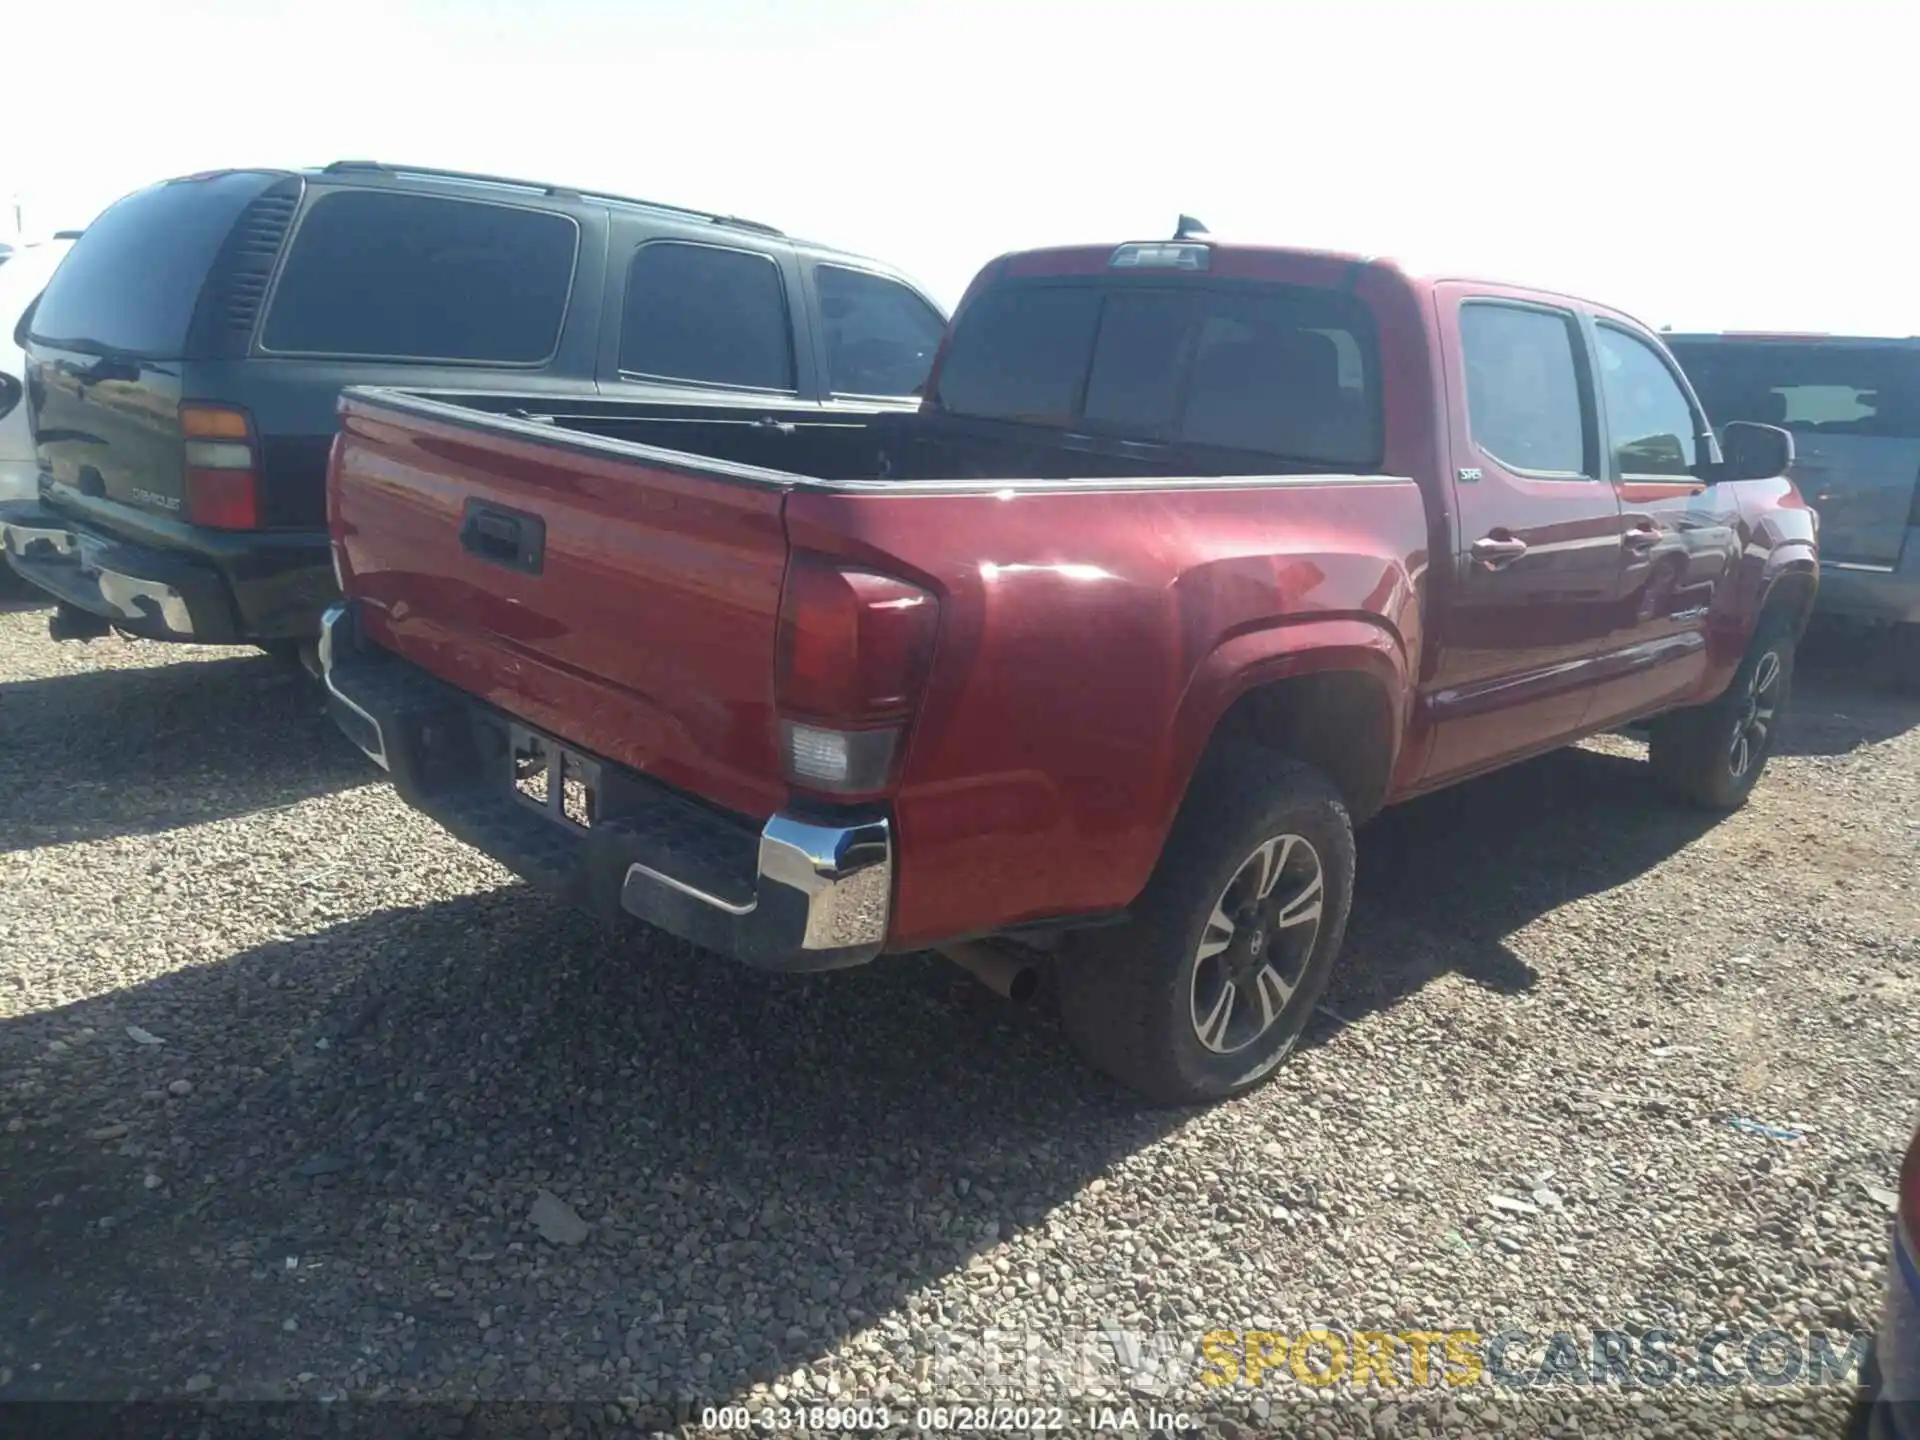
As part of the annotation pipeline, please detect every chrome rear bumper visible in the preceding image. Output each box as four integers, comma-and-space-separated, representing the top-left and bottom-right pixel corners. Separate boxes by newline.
2, 511, 196, 637
317, 602, 893, 969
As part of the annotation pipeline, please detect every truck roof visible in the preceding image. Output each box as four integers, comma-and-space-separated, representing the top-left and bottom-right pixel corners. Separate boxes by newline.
991, 238, 1658, 329
994, 239, 1389, 280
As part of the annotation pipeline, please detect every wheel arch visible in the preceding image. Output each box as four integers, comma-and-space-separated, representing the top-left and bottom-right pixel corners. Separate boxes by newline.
1758, 553, 1819, 640
1166, 617, 1411, 834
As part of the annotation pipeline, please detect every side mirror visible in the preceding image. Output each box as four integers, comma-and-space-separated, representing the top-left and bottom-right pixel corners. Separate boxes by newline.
1714, 421, 1794, 482
0, 372, 21, 423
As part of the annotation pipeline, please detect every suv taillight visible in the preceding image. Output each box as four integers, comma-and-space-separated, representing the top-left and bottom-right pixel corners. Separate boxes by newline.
774, 551, 938, 797
181, 403, 260, 529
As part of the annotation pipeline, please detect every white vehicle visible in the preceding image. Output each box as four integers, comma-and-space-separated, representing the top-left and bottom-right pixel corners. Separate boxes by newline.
1, 234, 79, 502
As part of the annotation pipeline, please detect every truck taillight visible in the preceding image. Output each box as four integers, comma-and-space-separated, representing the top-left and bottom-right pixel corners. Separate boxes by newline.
181, 403, 261, 530
775, 552, 937, 796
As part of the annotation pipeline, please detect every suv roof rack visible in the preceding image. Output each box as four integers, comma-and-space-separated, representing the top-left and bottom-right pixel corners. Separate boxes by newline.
319, 160, 784, 236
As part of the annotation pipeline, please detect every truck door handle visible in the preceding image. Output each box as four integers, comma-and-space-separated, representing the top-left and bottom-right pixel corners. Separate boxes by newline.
1470, 534, 1528, 570
459, 500, 545, 576
1623, 524, 1661, 552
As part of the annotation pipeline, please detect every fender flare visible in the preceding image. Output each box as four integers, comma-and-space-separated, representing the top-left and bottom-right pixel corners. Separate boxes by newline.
1155, 614, 1414, 837
1756, 544, 1820, 631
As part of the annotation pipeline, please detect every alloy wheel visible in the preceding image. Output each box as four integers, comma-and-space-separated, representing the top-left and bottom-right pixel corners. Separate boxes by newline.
1189, 833, 1325, 1055
1730, 649, 1782, 779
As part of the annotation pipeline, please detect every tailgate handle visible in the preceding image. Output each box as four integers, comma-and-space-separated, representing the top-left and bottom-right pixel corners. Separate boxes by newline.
460, 500, 545, 576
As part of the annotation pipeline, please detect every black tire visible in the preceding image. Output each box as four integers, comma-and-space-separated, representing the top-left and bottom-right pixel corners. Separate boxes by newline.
1648, 610, 1795, 810
1054, 746, 1355, 1105
257, 640, 321, 679
0, 562, 45, 603
1842, 1345, 1881, 1440
1892, 622, 1920, 697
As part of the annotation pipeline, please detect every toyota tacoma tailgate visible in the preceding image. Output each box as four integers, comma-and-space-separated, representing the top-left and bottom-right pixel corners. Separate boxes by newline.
329, 390, 795, 822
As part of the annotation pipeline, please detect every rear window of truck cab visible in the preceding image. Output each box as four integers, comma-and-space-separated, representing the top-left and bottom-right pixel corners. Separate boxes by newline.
262, 190, 579, 364
933, 279, 1382, 468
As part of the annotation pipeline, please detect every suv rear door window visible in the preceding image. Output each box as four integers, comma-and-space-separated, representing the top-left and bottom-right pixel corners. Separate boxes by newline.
29, 172, 273, 357
262, 190, 577, 363
619, 242, 794, 391
816, 265, 944, 398
936, 282, 1381, 467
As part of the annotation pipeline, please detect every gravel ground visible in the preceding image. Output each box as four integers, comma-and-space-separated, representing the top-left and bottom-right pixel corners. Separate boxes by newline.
1, 599, 1914, 1439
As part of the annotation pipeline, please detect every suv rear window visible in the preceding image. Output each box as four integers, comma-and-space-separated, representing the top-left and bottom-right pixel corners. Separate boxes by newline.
935, 282, 1381, 467
28, 173, 274, 357
1670, 339, 1920, 439
262, 191, 578, 363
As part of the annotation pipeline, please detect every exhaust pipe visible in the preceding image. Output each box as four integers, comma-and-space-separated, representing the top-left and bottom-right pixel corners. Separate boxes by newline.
48, 603, 112, 642
938, 940, 1041, 1003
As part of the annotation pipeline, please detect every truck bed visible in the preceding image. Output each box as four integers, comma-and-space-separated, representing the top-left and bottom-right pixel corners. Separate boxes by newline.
328, 386, 1428, 947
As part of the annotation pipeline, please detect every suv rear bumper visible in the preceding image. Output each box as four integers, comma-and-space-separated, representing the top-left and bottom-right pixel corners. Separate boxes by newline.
317, 602, 893, 971
0, 497, 334, 643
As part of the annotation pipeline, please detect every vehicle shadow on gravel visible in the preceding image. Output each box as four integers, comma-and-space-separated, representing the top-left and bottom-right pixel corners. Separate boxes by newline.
0, 653, 370, 854
1322, 664, 1906, 1033
1324, 742, 1713, 1034
0, 887, 1182, 1404
1776, 629, 1920, 756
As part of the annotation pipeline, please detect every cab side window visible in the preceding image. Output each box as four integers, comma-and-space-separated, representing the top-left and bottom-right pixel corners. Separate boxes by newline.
1595, 324, 1699, 477
1460, 302, 1593, 477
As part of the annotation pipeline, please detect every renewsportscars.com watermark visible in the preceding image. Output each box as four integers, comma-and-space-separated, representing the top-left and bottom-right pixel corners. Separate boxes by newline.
913, 1324, 1874, 1397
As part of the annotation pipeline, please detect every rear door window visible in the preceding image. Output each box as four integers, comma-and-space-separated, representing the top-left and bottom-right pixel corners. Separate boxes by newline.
816, 265, 944, 397
936, 282, 1381, 466
618, 242, 795, 391
1459, 303, 1592, 477
262, 190, 578, 363
29, 172, 274, 357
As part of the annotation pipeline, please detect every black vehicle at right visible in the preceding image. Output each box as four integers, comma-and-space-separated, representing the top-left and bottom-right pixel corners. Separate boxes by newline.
1667, 332, 1920, 689
0, 161, 947, 664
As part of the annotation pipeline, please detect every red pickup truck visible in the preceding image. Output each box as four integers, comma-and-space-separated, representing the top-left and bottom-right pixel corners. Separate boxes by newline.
319, 236, 1817, 1104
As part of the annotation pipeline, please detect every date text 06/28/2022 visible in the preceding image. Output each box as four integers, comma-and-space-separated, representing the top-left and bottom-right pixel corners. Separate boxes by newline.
698, 1404, 1197, 1432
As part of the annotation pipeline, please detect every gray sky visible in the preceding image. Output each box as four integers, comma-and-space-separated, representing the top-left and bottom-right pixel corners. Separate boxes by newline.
4, 0, 1909, 333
